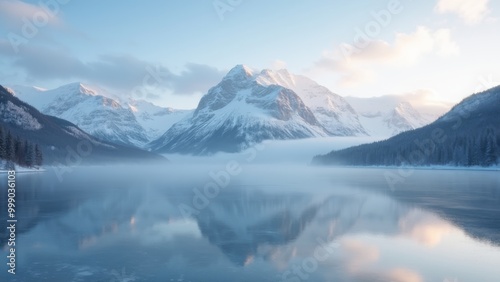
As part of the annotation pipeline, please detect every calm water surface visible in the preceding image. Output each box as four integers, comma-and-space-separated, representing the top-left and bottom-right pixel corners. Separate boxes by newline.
1, 165, 499, 282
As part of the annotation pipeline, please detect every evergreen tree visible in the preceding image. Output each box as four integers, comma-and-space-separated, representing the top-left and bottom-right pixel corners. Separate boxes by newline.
485, 129, 498, 166
0, 128, 44, 168
34, 144, 43, 168
0, 127, 5, 160
14, 137, 24, 166
24, 140, 34, 167
5, 132, 15, 162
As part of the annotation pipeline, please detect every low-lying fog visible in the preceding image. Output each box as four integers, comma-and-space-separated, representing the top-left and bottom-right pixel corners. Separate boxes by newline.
164, 136, 383, 165
2, 137, 500, 282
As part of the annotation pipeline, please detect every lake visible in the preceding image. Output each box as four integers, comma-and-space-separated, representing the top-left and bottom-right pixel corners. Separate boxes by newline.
1, 164, 499, 282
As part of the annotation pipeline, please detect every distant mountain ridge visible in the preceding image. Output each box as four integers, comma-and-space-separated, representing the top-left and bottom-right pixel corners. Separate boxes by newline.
6, 83, 191, 148
345, 95, 451, 136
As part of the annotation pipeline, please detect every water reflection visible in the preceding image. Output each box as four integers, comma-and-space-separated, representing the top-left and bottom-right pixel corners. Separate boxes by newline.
0, 166, 499, 281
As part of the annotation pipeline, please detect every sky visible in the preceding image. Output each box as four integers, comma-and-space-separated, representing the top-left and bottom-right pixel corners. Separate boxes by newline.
0, 0, 499, 109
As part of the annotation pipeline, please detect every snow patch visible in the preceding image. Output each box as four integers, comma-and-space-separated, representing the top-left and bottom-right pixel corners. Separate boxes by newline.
0, 101, 42, 130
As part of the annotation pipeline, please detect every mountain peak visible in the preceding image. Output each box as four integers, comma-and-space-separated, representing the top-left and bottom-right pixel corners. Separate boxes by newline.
224, 64, 254, 80
56, 82, 97, 96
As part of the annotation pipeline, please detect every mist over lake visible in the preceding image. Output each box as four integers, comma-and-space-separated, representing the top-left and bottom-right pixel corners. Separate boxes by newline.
1, 160, 499, 282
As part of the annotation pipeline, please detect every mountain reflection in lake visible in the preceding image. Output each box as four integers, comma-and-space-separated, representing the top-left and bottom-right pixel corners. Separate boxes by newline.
1, 165, 499, 282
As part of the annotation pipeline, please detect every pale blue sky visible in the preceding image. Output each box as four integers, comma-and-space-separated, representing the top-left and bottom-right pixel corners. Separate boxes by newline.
0, 0, 499, 108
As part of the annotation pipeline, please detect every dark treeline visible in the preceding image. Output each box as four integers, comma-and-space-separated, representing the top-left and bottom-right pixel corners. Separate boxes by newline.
0, 125, 43, 169
314, 126, 500, 167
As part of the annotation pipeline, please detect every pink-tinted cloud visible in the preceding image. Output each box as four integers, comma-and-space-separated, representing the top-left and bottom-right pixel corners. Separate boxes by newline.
0, 0, 64, 29
436, 0, 490, 24
311, 26, 459, 87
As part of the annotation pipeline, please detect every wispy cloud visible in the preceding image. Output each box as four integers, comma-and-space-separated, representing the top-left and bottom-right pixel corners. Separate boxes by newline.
311, 26, 459, 87
0, 41, 225, 96
435, 0, 490, 24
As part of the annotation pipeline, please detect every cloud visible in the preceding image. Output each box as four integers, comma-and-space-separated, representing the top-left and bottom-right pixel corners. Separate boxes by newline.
435, 0, 490, 24
312, 26, 459, 87
0, 0, 64, 29
0, 41, 225, 96
394, 89, 455, 110
0, 40, 86, 79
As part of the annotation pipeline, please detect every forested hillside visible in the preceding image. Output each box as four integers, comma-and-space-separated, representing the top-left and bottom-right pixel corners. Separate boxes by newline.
313, 86, 500, 167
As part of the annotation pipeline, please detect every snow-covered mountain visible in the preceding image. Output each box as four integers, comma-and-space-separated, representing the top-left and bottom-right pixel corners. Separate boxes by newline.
345, 95, 451, 136
7, 83, 189, 147
0, 85, 163, 164
150, 65, 339, 154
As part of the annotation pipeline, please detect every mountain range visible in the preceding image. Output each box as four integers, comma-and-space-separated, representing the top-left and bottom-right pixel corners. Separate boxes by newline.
3, 65, 451, 155
7, 83, 191, 148
150, 65, 446, 154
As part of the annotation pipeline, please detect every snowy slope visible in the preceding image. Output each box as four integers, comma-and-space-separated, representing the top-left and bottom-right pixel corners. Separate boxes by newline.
256, 69, 367, 135
0, 99, 42, 131
149, 65, 332, 154
7, 83, 189, 147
